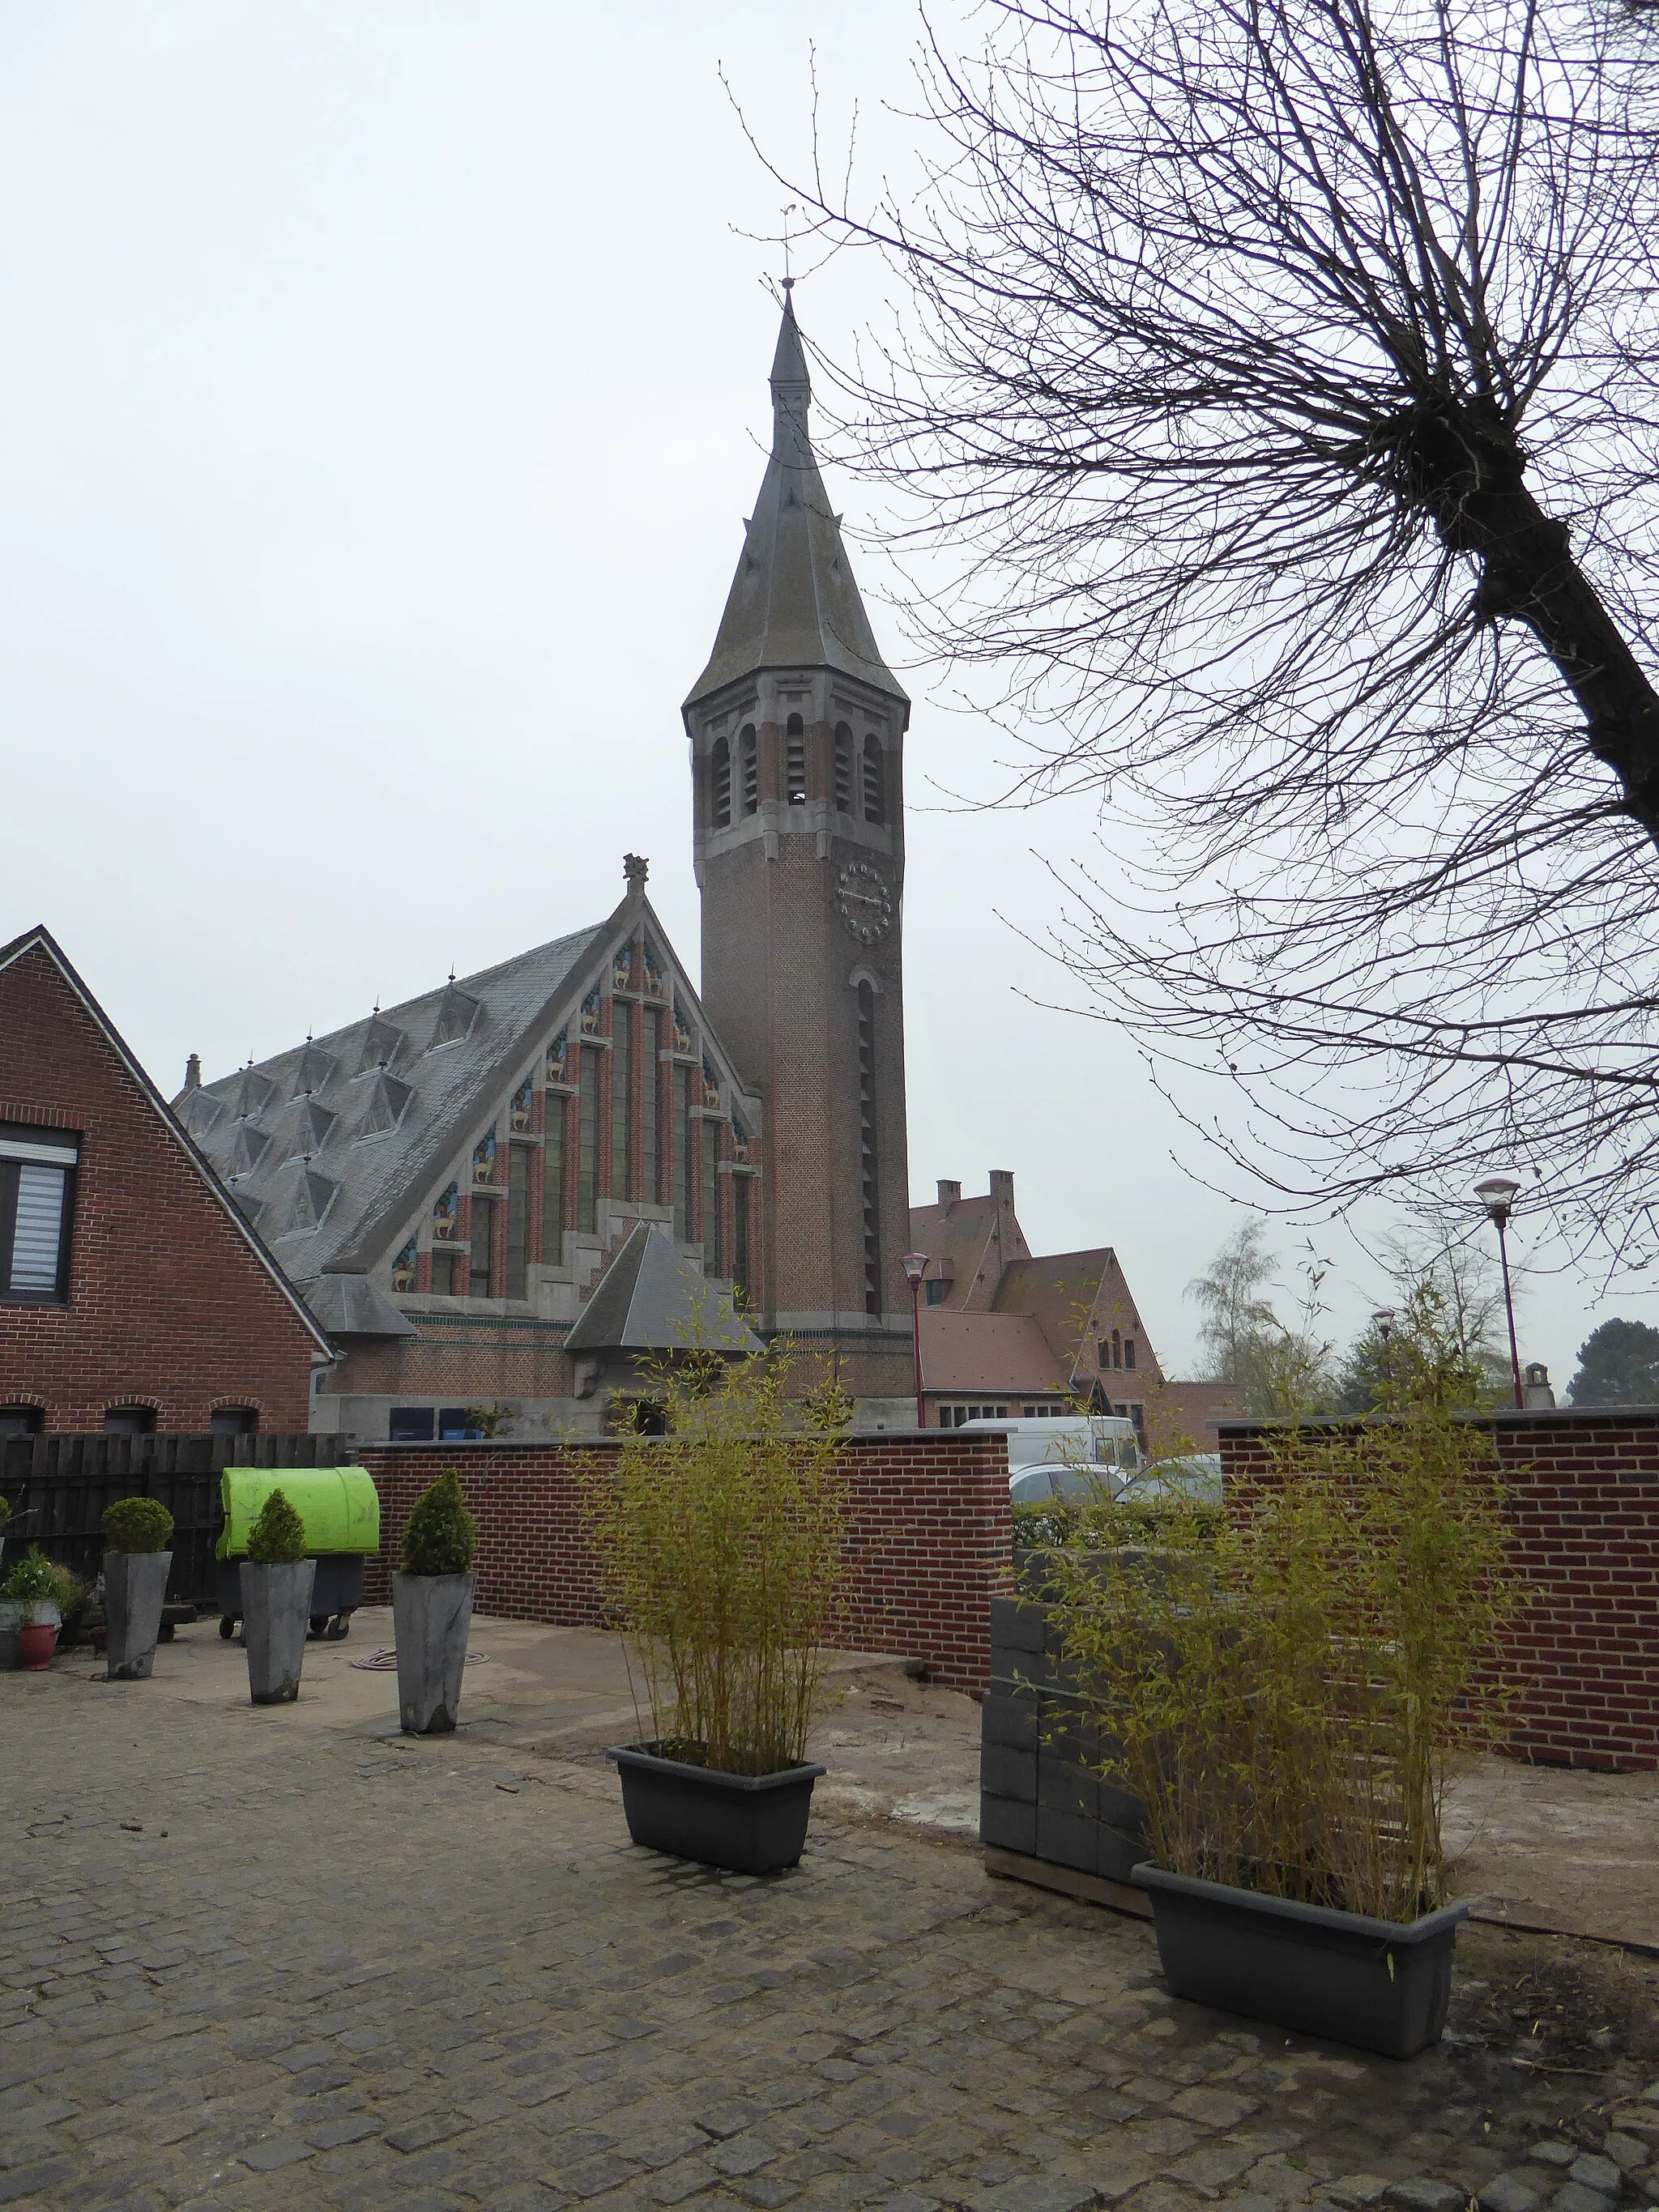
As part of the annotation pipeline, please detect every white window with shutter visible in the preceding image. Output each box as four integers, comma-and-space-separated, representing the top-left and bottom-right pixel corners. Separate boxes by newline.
0, 1127, 79, 1302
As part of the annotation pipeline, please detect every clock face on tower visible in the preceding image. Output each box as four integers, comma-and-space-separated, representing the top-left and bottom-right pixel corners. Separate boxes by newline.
835, 860, 893, 945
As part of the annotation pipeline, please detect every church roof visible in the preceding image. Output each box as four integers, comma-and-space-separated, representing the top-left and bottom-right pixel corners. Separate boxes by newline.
564, 1221, 763, 1355
684, 295, 908, 710
178, 918, 616, 1319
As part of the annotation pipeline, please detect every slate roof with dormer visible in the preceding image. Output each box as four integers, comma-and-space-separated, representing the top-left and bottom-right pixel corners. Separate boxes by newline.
175, 889, 755, 1335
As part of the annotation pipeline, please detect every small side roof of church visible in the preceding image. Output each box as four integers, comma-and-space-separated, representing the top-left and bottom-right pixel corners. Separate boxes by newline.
565, 1221, 763, 1355
684, 293, 909, 710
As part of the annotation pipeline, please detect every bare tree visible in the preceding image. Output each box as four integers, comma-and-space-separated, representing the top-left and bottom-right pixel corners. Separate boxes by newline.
765, 0, 1659, 1270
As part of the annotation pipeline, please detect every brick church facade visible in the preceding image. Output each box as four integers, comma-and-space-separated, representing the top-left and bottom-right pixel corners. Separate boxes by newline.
177, 295, 918, 1439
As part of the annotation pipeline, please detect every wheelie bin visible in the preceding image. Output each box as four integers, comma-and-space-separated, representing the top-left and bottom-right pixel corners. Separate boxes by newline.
215, 1468, 381, 1642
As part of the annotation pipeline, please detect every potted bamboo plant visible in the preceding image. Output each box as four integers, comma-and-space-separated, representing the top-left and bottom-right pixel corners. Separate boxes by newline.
1049, 1290, 1516, 2059
240, 1489, 314, 1705
2, 1546, 65, 1670
582, 1346, 850, 1875
100, 1496, 175, 1681
392, 1470, 477, 1734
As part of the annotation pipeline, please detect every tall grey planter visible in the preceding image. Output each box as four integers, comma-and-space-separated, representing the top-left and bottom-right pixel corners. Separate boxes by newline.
240, 1559, 316, 1705
104, 1550, 173, 1681
392, 1571, 476, 1734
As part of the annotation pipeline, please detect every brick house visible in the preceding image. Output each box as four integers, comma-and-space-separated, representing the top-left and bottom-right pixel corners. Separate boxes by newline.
0, 926, 331, 1435
908, 1171, 1241, 1449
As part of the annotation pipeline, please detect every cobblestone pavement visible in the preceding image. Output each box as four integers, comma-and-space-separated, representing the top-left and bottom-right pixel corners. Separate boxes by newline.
4, 1663, 1659, 2212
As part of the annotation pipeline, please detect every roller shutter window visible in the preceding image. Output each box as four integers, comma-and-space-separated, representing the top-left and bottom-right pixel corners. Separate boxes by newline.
0, 1127, 78, 1302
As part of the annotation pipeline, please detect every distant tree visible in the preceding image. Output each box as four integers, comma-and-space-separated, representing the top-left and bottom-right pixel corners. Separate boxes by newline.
1335, 1250, 1506, 1413
1567, 1319, 1659, 1404
1187, 1221, 1335, 1414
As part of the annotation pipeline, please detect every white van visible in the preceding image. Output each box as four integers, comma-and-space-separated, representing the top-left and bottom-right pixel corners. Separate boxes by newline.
953, 1415, 1141, 1502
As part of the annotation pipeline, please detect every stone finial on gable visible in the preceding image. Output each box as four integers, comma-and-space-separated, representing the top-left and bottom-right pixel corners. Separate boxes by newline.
624, 853, 649, 889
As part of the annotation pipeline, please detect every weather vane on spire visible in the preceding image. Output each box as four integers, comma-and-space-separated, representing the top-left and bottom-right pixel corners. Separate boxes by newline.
781, 202, 799, 296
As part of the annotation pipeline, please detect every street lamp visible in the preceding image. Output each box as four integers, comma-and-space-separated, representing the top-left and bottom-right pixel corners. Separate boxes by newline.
902, 1252, 930, 1429
1371, 1308, 1396, 1397
1474, 1175, 1525, 1409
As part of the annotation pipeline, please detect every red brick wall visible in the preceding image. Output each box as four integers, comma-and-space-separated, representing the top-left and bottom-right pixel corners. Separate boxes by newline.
360, 1430, 1013, 1692
1219, 1411, 1659, 1771
0, 938, 319, 1432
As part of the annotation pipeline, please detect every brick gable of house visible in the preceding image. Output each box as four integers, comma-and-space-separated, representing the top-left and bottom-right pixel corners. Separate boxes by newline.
0, 929, 327, 1432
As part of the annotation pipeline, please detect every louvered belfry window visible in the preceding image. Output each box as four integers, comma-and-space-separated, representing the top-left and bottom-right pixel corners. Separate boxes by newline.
740, 725, 759, 815
0, 1124, 78, 1302
711, 736, 732, 829
786, 714, 807, 805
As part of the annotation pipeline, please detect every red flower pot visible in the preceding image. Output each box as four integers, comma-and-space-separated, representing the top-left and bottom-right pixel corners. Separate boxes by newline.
16, 1622, 58, 1671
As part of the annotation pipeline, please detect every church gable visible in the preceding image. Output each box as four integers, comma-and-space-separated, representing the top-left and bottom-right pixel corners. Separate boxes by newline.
181, 863, 762, 1329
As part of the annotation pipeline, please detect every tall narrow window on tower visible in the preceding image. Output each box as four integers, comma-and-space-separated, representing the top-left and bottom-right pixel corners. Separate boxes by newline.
578, 1046, 599, 1232
740, 725, 759, 816
862, 736, 885, 825
786, 714, 807, 805
611, 1006, 633, 1200
711, 736, 731, 829
673, 1068, 692, 1240
642, 1008, 662, 1204
834, 725, 853, 812
856, 982, 881, 1315
702, 1120, 721, 1276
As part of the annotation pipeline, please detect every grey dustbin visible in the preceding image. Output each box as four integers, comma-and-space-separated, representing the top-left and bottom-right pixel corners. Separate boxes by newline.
104, 1551, 174, 1681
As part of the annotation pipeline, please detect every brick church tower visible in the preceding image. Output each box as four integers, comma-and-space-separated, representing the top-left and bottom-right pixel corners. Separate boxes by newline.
684, 290, 914, 1412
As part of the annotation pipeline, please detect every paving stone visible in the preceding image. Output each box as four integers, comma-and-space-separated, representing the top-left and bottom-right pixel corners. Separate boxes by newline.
1480, 2176, 1542, 2212
1529, 2149, 1576, 2172
1386, 2186, 1466, 2212
1328, 2182, 1392, 2210
1549, 2189, 1613, 2212
1601, 2137, 1646, 2174
1567, 2160, 1620, 2197
239, 2135, 316, 2172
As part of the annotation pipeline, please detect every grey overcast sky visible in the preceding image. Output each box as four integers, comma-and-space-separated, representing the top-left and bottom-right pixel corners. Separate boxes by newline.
0, 0, 1639, 1383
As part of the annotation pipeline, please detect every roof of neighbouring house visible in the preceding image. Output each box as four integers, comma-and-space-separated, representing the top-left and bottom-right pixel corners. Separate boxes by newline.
919, 1311, 1070, 1396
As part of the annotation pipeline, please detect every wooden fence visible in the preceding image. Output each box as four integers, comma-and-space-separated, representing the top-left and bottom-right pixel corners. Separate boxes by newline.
0, 1434, 355, 1609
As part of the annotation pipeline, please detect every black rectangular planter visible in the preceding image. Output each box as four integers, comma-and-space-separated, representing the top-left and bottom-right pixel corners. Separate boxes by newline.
607, 1745, 826, 1875
1131, 1864, 1469, 2058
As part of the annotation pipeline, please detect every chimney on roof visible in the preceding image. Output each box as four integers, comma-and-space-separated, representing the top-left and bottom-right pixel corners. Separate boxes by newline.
184, 1052, 202, 1093
989, 1170, 1015, 1200
936, 1178, 961, 1207
624, 853, 649, 890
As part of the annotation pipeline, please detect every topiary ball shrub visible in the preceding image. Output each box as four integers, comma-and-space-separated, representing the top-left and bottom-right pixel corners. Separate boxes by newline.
101, 1496, 174, 1554
246, 1488, 308, 1565
400, 1470, 477, 1578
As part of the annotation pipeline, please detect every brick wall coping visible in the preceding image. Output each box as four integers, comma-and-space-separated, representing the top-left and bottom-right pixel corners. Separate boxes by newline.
1215, 1405, 1659, 1434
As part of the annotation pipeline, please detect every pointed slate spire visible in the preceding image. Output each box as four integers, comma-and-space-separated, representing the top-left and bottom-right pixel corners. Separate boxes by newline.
684, 294, 907, 708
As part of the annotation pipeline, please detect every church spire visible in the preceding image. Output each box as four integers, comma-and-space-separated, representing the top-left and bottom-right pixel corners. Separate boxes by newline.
684, 295, 907, 710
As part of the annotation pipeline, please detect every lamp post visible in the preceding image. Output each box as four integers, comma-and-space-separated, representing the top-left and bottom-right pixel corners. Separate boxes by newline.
1474, 1176, 1525, 1409
902, 1252, 930, 1429
1371, 1308, 1396, 1400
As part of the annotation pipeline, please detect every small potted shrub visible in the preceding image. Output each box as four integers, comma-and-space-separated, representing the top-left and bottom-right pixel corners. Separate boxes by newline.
582, 1346, 849, 1875
100, 1496, 175, 1681
240, 1488, 314, 1705
2, 1545, 64, 1670
1050, 1299, 1515, 2059
392, 1470, 478, 1734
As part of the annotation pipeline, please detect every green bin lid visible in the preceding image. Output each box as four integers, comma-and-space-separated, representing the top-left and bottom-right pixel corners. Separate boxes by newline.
217, 1468, 381, 1560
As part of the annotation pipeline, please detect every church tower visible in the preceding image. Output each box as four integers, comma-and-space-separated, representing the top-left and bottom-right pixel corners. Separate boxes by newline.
684, 291, 914, 1409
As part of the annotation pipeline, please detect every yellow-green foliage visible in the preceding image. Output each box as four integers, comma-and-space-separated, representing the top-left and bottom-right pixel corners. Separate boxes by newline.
1047, 1399, 1516, 1922
581, 1346, 849, 1777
